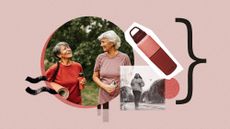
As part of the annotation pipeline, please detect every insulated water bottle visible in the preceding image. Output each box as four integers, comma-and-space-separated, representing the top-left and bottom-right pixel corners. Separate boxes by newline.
130, 27, 177, 75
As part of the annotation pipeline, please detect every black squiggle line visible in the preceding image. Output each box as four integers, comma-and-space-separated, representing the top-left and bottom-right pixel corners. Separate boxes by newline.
25, 76, 47, 83
175, 18, 207, 105
25, 87, 57, 95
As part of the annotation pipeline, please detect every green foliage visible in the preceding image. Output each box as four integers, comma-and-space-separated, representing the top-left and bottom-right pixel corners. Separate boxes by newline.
43, 16, 134, 106
44, 16, 134, 81
81, 81, 99, 106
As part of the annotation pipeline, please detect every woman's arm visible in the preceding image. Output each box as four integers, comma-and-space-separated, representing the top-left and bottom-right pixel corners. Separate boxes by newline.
78, 63, 86, 88
130, 79, 135, 87
92, 71, 116, 94
140, 79, 145, 87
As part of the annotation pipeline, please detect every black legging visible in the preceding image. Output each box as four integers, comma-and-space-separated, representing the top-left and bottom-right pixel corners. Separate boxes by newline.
133, 90, 141, 108
97, 102, 109, 109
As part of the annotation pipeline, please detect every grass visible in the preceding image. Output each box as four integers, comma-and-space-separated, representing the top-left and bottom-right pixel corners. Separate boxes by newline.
81, 81, 99, 106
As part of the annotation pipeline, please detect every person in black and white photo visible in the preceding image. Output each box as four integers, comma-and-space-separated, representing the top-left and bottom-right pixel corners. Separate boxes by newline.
130, 73, 145, 110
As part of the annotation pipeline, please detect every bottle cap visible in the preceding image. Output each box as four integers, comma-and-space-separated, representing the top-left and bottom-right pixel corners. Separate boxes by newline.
130, 27, 147, 43
79, 72, 84, 77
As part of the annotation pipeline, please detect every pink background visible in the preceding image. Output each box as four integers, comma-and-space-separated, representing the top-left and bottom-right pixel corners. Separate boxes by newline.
1, 0, 229, 129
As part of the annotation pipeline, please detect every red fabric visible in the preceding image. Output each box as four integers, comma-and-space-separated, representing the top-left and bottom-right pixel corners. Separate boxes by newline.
46, 62, 83, 104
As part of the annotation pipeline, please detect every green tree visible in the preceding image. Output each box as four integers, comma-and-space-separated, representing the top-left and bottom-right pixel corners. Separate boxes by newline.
44, 16, 134, 81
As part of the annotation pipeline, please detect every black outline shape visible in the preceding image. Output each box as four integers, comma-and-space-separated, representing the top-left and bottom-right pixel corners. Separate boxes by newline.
175, 18, 207, 104
25, 76, 47, 83
25, 87, 57, 95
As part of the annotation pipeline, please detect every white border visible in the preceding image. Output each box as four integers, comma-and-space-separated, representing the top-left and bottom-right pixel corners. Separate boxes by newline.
125, 22, 183, 79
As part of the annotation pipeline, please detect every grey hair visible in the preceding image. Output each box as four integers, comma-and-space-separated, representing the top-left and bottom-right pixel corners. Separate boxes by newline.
98, 30, 121, 49
52, 42, 70, 58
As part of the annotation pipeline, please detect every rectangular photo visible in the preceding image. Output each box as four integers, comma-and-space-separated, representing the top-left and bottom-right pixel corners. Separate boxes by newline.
120, 66, 165, 110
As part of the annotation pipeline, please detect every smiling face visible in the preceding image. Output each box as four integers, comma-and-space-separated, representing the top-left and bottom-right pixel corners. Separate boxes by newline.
100, 38, 115, 52
57, 45, 73, 59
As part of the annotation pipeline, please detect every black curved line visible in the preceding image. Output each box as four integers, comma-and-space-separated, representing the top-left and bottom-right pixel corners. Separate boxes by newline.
25, 76, 47, 83
25, 87, 57, 95
175, 18, 207, 105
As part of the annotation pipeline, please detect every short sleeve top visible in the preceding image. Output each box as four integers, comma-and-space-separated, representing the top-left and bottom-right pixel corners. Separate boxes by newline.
94, 51, 131, 104
46, 62, 83, 104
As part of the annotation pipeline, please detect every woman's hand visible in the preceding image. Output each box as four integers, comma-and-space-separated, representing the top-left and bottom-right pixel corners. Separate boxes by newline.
79, 78, 86, 86
103, 84, 116, 94
79, 77, 86, 90
93, 71, 116, 95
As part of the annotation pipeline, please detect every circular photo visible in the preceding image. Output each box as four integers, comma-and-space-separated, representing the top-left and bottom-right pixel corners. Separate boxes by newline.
41, 16, 134, 107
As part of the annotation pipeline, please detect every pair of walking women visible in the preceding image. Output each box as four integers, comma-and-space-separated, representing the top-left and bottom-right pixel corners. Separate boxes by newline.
46, 30, 131, 106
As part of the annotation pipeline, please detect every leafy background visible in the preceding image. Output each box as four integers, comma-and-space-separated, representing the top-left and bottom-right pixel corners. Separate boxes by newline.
44, 16, 134, 106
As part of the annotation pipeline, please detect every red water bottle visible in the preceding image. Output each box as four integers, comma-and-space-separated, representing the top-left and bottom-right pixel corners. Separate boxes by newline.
109, 80, 117, 96
78, 72, 84, 90
130, 27, 177, 75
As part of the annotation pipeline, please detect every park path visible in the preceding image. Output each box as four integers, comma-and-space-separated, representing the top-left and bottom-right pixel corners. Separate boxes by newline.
121, 102, 165, 110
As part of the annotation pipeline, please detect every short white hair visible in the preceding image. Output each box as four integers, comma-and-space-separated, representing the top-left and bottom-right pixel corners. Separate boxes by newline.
98, 30, 121, 49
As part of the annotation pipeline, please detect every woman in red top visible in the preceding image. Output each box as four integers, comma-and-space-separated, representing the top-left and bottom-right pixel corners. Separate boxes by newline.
46, 42, 86, 104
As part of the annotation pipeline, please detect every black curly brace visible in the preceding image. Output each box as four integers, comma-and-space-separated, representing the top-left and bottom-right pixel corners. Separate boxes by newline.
175, 18, 207, 105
